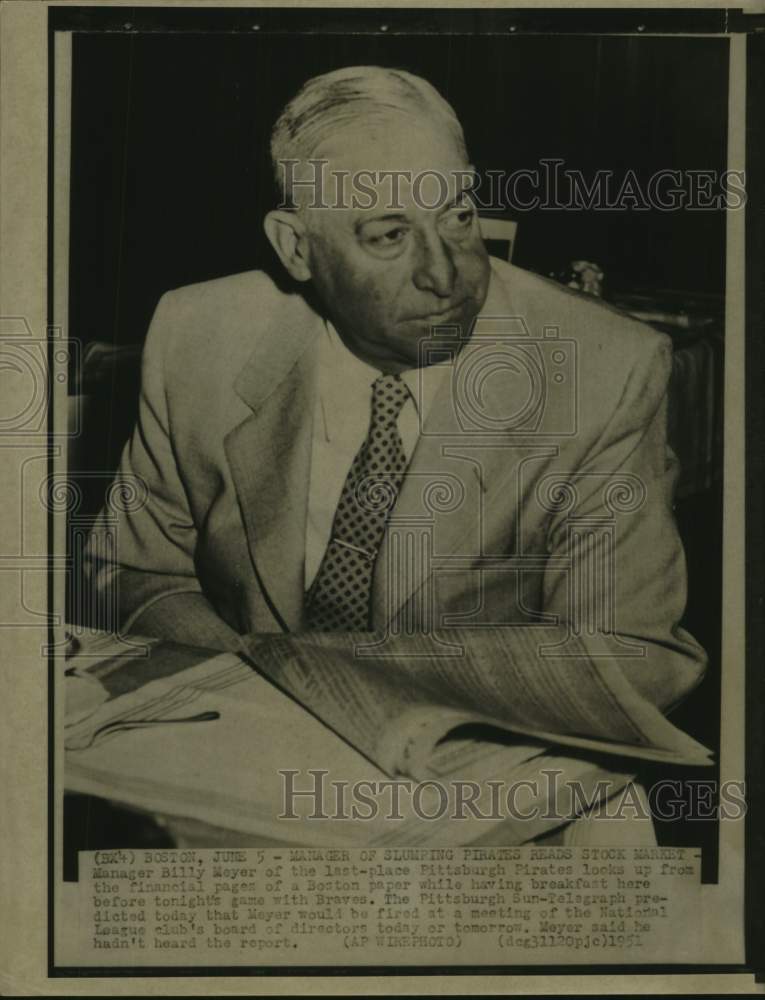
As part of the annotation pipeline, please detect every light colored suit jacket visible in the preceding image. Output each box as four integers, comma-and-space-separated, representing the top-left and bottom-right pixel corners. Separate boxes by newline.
87, 258, 705, 711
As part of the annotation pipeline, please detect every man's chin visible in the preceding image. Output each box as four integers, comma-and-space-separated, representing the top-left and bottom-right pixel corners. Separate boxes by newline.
413, 311, 478, 342
382, 329, 470, 371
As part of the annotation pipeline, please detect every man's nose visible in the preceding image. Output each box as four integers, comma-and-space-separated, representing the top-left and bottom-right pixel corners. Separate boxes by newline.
412, 231, 456, 298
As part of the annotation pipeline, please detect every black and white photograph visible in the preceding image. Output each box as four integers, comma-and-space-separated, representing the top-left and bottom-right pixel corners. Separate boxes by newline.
0, 1, 762, 992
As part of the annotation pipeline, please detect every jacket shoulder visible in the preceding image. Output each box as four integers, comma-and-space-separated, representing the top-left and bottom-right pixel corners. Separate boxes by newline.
158, 270, 283, 329
490, 258, 672, 385
145, 269, 306, 377
492, 258, 670, 359
487, 259, 673, 427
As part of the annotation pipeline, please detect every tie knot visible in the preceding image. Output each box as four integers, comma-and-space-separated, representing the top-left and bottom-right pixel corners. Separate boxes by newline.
371, 373, 409, 425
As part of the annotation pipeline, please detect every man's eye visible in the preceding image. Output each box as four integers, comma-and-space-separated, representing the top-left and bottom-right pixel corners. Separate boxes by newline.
440, 208, 475, 234
368, 227, 407, 246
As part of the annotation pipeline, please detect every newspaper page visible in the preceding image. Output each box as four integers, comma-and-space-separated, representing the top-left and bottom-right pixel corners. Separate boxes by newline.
0, 1, 762, 996
243, 628, 712, 774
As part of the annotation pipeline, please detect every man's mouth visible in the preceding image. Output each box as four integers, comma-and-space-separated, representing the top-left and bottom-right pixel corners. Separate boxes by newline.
411, 298, 469, 322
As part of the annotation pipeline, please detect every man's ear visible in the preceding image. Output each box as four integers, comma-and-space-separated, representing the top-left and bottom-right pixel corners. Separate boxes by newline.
263, 210, 313, 283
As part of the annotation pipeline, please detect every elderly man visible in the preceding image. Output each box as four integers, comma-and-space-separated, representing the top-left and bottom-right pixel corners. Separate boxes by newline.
86, 66, 704, 722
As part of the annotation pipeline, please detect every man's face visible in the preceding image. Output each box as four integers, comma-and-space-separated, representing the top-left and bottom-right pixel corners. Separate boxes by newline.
299, 119, 491, 372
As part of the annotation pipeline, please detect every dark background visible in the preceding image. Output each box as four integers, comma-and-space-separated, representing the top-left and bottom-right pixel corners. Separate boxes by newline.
65, 29, 728, 876
69, 32, 728, 350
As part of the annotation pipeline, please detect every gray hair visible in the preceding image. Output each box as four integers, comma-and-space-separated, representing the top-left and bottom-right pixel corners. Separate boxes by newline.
270, 65, 468, 206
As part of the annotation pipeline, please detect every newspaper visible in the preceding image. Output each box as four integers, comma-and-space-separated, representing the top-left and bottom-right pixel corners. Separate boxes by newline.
62, 637, 636, 848
246, 629, 712, 777
61, 625, 712, 858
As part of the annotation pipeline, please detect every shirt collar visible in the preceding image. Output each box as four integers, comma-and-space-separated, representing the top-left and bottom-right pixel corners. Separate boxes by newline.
319, 319, 379, 387
319, 320, 450, 423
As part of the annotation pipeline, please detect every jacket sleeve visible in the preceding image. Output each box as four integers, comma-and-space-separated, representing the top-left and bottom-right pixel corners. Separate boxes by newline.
84, 293, 245, 653
539, 330, 707, 712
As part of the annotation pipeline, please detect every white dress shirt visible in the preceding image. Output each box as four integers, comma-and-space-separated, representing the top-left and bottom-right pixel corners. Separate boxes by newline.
305, 322, 450, 589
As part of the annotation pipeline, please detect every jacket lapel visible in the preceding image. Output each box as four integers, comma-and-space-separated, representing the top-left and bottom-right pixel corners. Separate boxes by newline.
224, 297, 322, 631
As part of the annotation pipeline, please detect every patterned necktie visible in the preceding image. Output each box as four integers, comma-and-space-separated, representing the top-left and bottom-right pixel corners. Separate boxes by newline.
305, 373, 410, 631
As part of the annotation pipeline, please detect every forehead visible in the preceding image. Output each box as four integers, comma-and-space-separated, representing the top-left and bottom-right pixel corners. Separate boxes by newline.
316, 116, 467, 171
308, 119, 471, 218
